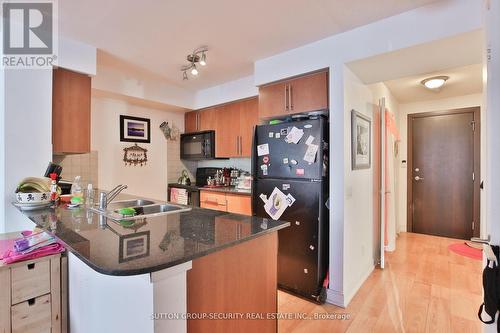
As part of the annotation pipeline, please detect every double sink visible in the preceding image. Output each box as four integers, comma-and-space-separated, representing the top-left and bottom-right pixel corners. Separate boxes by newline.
91, 199, 192, 221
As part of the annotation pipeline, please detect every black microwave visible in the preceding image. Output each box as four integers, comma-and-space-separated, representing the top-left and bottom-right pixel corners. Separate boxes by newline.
180, 131, 216, 160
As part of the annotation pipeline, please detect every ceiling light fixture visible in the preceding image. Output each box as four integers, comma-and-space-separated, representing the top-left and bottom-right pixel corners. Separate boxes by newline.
181, 47, 208, 80
421, 75, 449, 90
199, 52, 207, 66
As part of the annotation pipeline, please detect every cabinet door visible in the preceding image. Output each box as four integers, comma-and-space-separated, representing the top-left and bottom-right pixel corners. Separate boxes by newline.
52, 68, 91, 154
226, 194, 252, 215
199, 107, 217, 131
258, 81, 288, 119
200, 191, 227, 212
184, 111, 198, 133
288, 71, 328, 115
215, 104, 240, 158
239, 98, 259, 157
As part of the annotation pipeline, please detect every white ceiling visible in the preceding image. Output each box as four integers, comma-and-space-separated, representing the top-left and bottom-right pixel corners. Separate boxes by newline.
59, 0, 439, 91
383, 64, 483, 103
347, 30, 483, 84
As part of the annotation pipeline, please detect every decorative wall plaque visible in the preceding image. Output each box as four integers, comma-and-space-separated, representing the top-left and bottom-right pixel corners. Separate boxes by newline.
123, 144, 148, 166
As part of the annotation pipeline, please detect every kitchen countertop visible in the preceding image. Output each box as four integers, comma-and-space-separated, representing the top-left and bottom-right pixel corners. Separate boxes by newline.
168, 183, 251, 195
14, 201, 288, 276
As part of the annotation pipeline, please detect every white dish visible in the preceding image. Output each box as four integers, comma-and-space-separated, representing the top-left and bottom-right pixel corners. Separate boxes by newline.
16, 192, 51, 204
12, 201, 52, 211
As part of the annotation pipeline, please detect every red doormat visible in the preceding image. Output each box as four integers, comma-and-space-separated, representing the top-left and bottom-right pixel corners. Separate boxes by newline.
448, 243, 482, 261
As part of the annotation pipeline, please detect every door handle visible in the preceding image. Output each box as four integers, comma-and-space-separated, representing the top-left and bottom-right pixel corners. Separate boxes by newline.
414, 176, 424, 181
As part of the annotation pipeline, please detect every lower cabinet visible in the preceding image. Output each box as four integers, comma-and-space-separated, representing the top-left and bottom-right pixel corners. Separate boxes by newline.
200, 190, 252, 215
0, 254, 67, 333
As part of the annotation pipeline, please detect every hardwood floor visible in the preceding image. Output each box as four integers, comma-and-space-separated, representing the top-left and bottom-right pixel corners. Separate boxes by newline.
278, 232, 483, 332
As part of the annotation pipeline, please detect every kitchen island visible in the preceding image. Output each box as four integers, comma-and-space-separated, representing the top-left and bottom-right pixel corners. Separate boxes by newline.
15, 200, 289, 333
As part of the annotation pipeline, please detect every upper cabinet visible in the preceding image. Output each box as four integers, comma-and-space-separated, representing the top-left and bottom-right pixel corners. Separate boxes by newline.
258, 70, 328, 119
185, 107, 218, 133
52, 68, 91, 154
184, 97, 259, 158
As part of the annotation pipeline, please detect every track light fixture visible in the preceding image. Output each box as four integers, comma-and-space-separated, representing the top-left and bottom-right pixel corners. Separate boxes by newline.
181, 47, 208, 80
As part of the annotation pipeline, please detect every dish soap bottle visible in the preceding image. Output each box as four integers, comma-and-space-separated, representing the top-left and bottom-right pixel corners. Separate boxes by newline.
71, 176, 83, 201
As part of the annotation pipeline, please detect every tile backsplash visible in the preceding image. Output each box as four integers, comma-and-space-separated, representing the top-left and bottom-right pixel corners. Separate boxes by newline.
52, 151, 98, 186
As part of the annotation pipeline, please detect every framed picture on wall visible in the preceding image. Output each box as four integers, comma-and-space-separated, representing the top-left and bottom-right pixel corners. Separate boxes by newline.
119, 231, 150, 263
120, 115, 151, 143
351, 110, 371, 170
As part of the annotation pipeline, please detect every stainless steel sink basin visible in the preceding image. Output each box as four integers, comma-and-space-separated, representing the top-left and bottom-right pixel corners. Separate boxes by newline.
106, 199, 156, 210
114, 204, 184, 216
90, 198, 191, 221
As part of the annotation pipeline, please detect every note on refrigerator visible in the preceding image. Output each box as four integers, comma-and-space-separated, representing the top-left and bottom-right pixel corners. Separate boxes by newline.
264, 187, 289, 220
257, 143, 270, 156
303, 143, 319, 163
305, 135, 315, 145
285, 126, 304, 144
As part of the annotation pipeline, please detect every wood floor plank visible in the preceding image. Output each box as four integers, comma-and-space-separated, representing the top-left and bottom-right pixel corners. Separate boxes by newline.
278, 232, 483, 333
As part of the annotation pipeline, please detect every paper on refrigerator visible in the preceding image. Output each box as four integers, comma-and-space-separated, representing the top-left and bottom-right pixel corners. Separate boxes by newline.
285, 126, 304, 144
263, 187, 289, 220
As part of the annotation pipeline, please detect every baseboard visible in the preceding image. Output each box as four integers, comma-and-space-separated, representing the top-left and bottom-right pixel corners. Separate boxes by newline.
326, 288, 345, 307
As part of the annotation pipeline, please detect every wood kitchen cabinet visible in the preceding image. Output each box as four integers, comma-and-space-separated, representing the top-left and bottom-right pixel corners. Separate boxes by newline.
258, 70, 328, 119
238, 97, 259, 157
184, 107, 218, 133
186, 97, 259, 158
200, 190, 252, 215
184, 111, 198, 133
215, 97, 258, 158
52, 68, 91, 154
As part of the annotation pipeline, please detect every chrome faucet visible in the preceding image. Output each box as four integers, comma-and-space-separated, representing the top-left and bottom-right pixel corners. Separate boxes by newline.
98, 184, 128, 210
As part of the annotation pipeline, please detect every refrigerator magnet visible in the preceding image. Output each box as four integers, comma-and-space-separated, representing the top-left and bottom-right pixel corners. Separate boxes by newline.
290, 159, 298, 165
296, 168, 305, 175
283, 157, 289, 164
257, 143, 270, 156
263, 156, 270, 164
282, 184, 290, 191
286, 193, 296, 206
304, 124, 313, 129
275, 133, 281, 139
280, 128, 289, 136
268, 132, 274, 138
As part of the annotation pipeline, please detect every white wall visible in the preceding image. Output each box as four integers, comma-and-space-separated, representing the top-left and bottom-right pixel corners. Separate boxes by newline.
343, 67, 375, 303
253, 0, 483, 306
91, 96, 187, 201
194, 75, 258, 109
1, 37, 96, 232
3, 69, 53, 232
396, 93, 483, 233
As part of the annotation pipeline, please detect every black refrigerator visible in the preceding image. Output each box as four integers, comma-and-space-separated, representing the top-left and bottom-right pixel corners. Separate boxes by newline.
252, 117, 329, 303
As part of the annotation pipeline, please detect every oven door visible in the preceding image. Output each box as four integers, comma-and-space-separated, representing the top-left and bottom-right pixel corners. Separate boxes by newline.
180, 131, 214, 160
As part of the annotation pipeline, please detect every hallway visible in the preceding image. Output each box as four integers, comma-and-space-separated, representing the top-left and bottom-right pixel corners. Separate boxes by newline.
278, 232, 483, 332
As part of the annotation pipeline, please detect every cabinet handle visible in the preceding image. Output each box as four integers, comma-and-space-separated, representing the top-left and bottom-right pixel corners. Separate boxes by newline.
197, 113, 200, 130
289, 84, 293, 110
239, 136, 242, 156
284, 85, 289, 111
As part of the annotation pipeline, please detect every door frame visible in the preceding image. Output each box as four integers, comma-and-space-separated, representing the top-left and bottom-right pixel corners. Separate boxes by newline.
407, 107, 481, 238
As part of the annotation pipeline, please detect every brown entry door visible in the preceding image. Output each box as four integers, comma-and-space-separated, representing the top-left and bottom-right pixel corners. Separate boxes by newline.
409, 108, 479, 240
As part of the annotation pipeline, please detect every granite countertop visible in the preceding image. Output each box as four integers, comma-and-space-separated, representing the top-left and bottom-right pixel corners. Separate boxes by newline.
15, 201, 288, 276
168, 183, 252, 196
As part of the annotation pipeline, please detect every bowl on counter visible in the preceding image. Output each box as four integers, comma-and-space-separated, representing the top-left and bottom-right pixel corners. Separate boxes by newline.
16, 192, 51, 204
